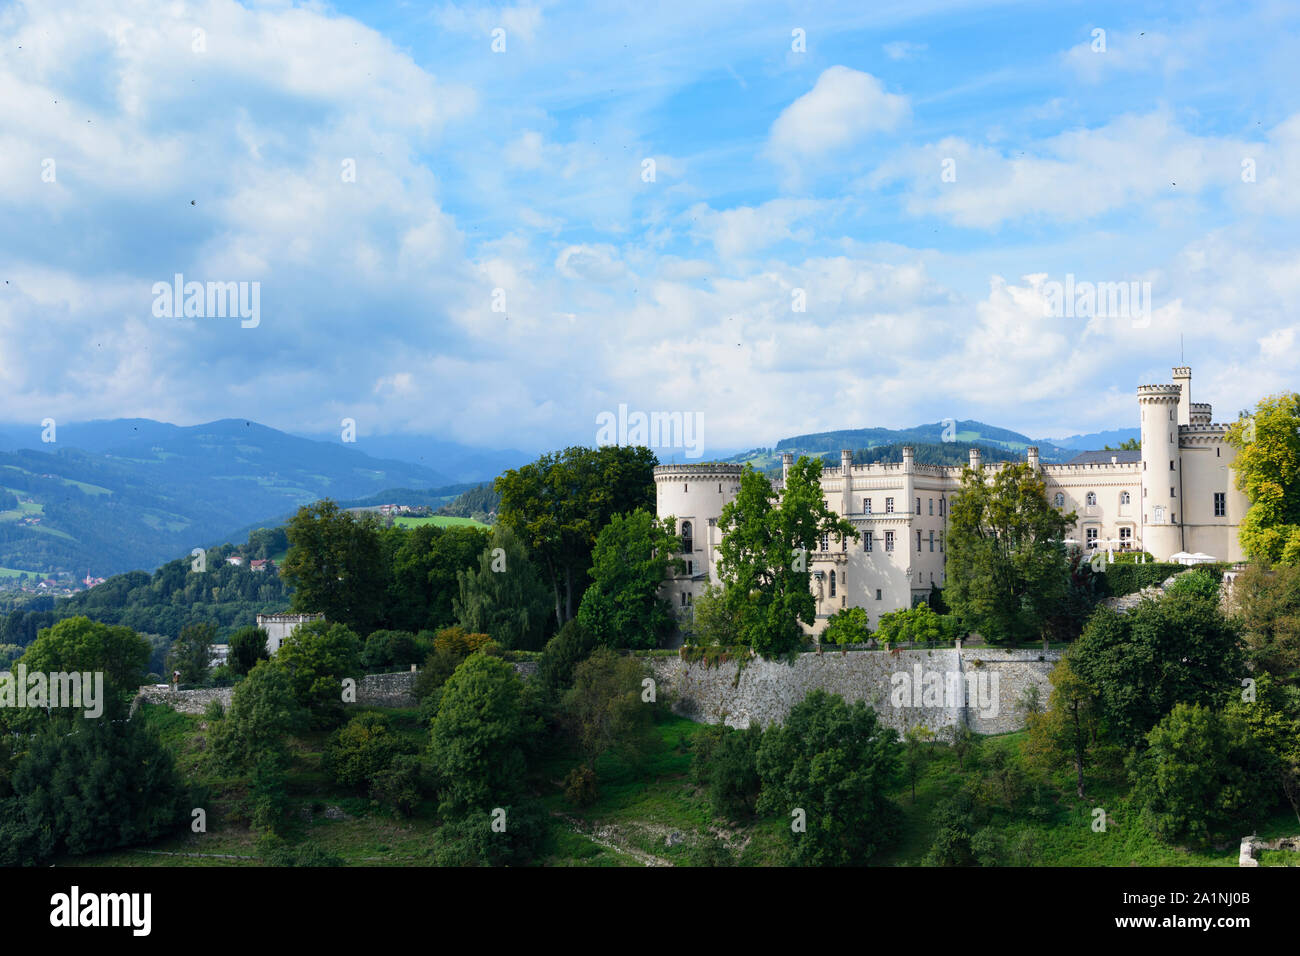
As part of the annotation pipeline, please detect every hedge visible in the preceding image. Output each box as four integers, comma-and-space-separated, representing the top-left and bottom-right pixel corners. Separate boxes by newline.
1097, 561, 1233, 598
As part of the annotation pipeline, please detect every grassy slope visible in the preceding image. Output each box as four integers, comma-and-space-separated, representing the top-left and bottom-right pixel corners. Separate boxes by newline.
392, 515, 488, 529
65, 704, 1298, 868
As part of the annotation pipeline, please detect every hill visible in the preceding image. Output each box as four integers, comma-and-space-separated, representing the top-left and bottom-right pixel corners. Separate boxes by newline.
0, 420, 460, 576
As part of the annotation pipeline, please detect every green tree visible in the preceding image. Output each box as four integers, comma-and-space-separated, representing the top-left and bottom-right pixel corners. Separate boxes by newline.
681, 583, 744, 646
1226, 393, 1300, 565
17, 616, 149, 710
944, 462, 1074, 644
562, 647, 657, 780
902, 725, 935, 802
0, 714, 187, 865
1231, 561, 1300, 683
756, 690, 902, 865
495, 444, 658, 627
700, 724, 764, 821
429, 654, 535, 818
454, 524, 554, 650
716, 458, 856, 659
388, 524, 489, 633
281, 500, 389, 634
537, 619, 598, 695
1024, 656, 1102, 797
274, 620, 362, 722
323, 712, 411, 790
166, 621, 215, 685
821, 606, 871, 646
208, 661, 307, 774
875, 603, 959, 648
576, 509, 683, 649
1072, 590, 1243, 747
227, 625, 269, 676
1130, 703, 1272, 846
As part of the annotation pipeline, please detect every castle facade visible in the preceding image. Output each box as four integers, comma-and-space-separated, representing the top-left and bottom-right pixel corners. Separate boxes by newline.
655, 367, 1248, 634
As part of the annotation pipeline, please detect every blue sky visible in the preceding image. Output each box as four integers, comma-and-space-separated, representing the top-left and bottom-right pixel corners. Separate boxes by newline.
1, 0, 1297, 459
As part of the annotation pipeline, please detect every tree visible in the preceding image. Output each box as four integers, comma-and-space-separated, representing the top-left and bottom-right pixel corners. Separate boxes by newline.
1231, 562, 1300, 683
562, 647, 657, 780
1130, 703, 1272, 846
756, 690, 902, 865
273, 620, 362, 723
1225, 674, 1300, 824
495, 444, 658, 627
1024, 657, 1101, 797
166, 621, 215, 685
576, 509, 683, 649
822, 606, 871, 647
413, 627, 491, 700
323, 712, 411, 790
902, 725, 935, 802
281, 500, 389, 634
388, 524, 489, 633
875, 603, 958, 648
1071, 590, 1243, 748
0, 714, 187, 865
1226, 393, 1300, 565
701, 724, 764, 821
944, 463, 1074, 644
454, 524, 554, 650
208, 661, 307, 774
361, 629, 419, 670
227, 625, 269, 676
682, 583, 744, 646
429, 653, 534, 818
17, 616, 149, 709
716, 458, 856, 658
537, 619, 598, 695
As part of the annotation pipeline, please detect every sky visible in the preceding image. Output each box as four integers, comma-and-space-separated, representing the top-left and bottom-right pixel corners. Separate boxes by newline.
0, 0, 1297, 460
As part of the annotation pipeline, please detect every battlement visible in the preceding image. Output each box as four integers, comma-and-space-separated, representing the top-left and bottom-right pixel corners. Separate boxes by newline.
654, 463, 745, 478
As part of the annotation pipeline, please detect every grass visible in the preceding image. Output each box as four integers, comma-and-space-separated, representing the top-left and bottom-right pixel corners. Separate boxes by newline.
393, 515, 488, 529
66, 702, 1299, 868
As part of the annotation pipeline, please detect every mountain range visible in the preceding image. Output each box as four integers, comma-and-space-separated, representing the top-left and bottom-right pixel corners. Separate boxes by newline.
0, 417, 1138, 577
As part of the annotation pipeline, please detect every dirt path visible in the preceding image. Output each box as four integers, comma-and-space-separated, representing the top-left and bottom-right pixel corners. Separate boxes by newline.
553, 812, 674, 867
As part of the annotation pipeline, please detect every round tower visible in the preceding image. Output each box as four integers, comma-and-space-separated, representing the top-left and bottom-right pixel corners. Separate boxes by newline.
653, 463, 746, 611
1138, 384, 1183, 559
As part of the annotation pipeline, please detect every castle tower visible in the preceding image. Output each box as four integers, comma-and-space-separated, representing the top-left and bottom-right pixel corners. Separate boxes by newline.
781, 452, 794, 484
968, 447, 981, 472
840, 449, 853, 515
1026, 446, 1039, 471
1138, 379, 1184, 558
1172, 366, 1192, 427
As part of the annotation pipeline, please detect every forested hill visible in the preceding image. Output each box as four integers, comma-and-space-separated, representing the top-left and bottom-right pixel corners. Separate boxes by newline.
0, 419, 454, 575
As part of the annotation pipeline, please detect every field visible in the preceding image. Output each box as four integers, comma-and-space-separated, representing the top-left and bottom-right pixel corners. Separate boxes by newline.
392, 515, 488, 529
63, 704, 1299, 868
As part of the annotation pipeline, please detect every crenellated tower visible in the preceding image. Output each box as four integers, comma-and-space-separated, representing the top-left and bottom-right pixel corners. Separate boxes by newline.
1138, 380, 1184, 557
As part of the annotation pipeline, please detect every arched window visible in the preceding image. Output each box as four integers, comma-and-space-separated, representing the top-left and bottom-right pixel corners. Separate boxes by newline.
1054, 493, 1065, 508
1086, 491, 1097, 506
680, 521, 693, 554
1121, 491, 1131, 505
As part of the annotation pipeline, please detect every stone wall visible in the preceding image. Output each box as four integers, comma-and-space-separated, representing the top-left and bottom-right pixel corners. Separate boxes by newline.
135, 685, 233, 715
356, 671, 418, 707
647, 646, 1061, 737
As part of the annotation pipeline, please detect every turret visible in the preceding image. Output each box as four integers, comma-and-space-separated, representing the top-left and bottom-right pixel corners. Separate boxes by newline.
1138, 381, 1184, 558
1027, 446, 1039, 471
781, 452, 793, 484
968, 447, 981, 471
1173, 366, 1192, 427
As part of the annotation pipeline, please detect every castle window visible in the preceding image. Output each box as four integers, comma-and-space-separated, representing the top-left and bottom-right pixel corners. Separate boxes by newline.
1214, 492, 1226, 517
1054, 493, 1065, 508
830, 571, 836, 597
885, 532, 895, 552
1170, 460, 1175, 471
681, 521, 693, 554
865, 531, 874, 552
684, 483, 688, 493
718, 483, 722, 493
1086, 492, 1097, 506
1217, 447, 1221, 457
929, 498, 934, 515
929, 531, 935, 552
863, 497, 872, 514
939, 497, 945, 516
886, 497, 895, 513
1171, 486, 1176, 498
1120, 527, 1132, 544
842, 536, 847, 552
687, 560, 693, 575
916, 497, 921, 513
1086, 528, 1098, 547
876, 589, 882, 601
940, 532, 944, 553
1121, 491, 1131, 505
821, 533, 829, 552
917, 531, 922, 552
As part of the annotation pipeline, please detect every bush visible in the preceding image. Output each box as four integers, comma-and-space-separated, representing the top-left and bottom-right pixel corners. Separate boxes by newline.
563, 764, 599, 807
370, 754, 430, 817
703, 725, 763, 820
322, 712, 410, 790
259, 836, 343, 867
430, 801, 548, 866
537, 619, 597, 694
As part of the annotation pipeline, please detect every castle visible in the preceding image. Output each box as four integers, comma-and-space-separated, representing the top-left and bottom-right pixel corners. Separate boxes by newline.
655, 367, 1248, 634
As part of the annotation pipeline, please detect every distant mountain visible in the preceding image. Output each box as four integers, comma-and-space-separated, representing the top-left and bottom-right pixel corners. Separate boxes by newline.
1043, 427, 1141, 451
290, 431, 532, 484
0, 419, 461, 576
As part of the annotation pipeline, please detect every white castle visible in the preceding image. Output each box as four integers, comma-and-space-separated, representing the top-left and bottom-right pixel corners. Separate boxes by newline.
655, 366, 1248, 635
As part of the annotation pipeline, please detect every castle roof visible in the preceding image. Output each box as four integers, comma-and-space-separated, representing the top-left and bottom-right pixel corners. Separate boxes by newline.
1065, 449, 1142, 465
